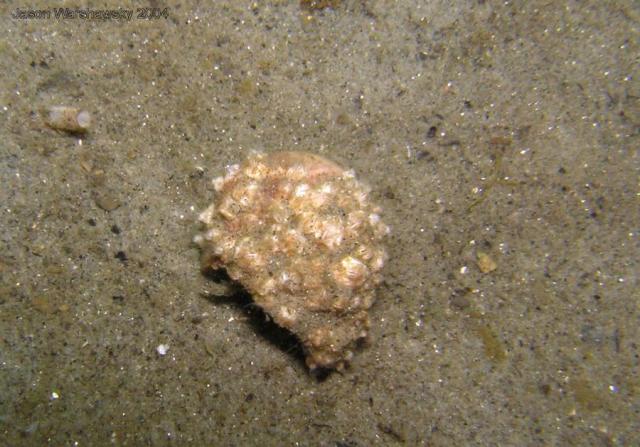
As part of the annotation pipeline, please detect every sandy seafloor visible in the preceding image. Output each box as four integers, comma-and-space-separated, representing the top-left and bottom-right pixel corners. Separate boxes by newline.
0, 1, 638, 445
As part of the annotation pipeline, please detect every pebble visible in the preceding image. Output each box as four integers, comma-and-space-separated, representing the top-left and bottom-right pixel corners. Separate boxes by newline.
94, 192, 121, 211
476, 251, 497, 273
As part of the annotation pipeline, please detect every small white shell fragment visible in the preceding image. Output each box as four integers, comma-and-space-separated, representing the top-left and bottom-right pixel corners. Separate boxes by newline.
46, 106, 91, 133
156, 344, 170, 356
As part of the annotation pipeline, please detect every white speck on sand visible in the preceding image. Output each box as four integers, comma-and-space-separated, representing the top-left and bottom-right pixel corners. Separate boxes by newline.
156, 344, 169, 356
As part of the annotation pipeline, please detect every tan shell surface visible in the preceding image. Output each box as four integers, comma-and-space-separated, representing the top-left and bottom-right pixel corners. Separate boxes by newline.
195, 151, 389, 370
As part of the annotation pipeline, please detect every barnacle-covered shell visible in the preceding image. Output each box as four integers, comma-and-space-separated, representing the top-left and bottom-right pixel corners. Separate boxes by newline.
195, 151, 389, 370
